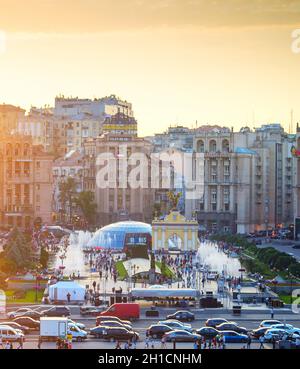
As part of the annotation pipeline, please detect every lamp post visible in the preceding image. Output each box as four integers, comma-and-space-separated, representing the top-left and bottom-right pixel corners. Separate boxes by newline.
35, 263, 42, 303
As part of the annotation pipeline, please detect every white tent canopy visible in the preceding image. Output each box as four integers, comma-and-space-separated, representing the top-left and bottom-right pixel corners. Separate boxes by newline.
48, 281, 85, 302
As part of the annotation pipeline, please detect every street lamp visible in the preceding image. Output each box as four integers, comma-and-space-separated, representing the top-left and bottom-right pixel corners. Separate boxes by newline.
35, 263, 42, 303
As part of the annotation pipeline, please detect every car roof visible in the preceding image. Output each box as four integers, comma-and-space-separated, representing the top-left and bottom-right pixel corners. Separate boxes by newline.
221, 330, 242, 334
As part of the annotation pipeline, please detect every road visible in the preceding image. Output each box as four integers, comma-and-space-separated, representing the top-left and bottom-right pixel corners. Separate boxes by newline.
4, 313, 299, 349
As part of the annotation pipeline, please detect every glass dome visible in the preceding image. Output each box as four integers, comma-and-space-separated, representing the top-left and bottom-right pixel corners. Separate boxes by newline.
87, 221, 152, 250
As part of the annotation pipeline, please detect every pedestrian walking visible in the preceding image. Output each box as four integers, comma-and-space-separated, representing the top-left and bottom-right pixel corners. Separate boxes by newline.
271, 307, 274, 319
259, 335, 265, 349
247, 334, 252, 349
144, 336, 149, 349
67, 292, 71, 303
115, 341, 121, 349
161, 335, 167, 349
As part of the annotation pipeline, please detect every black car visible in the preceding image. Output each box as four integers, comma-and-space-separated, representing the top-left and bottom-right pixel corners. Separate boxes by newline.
166, 310, 195, 322
80, 306, 103, 316
90, 327, 139, 341
89, 326, 108, 338
13, 317, 40, 330
146, 324, 173, 339
251, 327, 269, 339
216, 322, 248, 334
205, 318, 228, 328
196, 327, 219, 339
0, 321, 30, 334
42, 306, 70, 317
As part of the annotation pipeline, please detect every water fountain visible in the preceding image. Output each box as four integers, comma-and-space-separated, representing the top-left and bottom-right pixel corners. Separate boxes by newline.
196, 240, 242, 277
54, 230, 93, 277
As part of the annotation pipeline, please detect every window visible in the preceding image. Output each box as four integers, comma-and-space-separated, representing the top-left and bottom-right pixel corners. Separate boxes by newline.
209, 140, 217, 152
197, 140, 204, 153
222, 139, 229, 152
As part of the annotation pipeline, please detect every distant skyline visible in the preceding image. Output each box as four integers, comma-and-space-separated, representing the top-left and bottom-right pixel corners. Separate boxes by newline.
0, 1, 300, 136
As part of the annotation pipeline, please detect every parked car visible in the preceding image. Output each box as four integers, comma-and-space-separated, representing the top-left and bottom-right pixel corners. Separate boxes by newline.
146, 324, 173, 339
270, 324, 294, 332
13, 310, 43, 320
0, 326, 25, 342
259, 320, 282, 328
90, 326, 139, 341
67, 323, 87, 342
216, 322, 248, 334
163, 330, 201, 342
290, 328, 300, 336
89, 326, 109, 339
264, 328, 290, 342
251, 327, 269, 339
166, 310, 195, 322
96, 303, 140, 320
7, 308, 33, 319
158, 320, 193, 332
80, 306, 103, 317
96, 316, 132, 327
68, 319, 85, 330
221, 331, 248, 343
0, 321, 30, 334
13, 317, 40, 330
42, 306, 70, 317
96, 320, 132, 331
205, 318, 228, 328
196, 327, 219, 339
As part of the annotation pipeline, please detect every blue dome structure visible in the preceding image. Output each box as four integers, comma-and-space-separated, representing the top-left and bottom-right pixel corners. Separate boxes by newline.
87, 221, 152, 251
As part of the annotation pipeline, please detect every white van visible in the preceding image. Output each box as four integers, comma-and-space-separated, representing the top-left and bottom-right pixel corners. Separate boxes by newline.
67, 323, 87, 342
0, 326, 25, 342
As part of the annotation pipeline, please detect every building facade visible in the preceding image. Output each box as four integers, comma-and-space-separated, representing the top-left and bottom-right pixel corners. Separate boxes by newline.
0, 135, 53, 229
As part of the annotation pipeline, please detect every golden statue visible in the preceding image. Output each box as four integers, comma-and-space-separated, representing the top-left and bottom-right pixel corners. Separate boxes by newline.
167, 191, 182, 210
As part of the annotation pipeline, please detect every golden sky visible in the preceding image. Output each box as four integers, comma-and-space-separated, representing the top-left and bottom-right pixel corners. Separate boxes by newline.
0, 0, 299, 136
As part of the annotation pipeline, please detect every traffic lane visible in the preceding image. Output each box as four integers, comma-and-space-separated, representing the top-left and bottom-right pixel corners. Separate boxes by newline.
23, 317, 300, 338
61, 318, 300, 331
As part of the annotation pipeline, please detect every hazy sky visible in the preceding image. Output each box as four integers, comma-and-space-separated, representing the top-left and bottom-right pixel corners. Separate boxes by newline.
0, 0, 299, 136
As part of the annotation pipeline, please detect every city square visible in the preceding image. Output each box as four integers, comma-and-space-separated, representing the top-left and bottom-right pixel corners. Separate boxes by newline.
0, 2, 300, 367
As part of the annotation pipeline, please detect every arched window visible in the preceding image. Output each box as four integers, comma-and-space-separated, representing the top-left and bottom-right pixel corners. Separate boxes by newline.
6, 143, 12, 156
209, 140, 217, 152
24, 143, 30, 156
15, 143, 21, 156
222, 139, 229, 152
197, 140, 204, 153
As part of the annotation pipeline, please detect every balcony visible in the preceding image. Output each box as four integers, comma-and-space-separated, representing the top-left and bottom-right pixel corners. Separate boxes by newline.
5, 205, 34, 214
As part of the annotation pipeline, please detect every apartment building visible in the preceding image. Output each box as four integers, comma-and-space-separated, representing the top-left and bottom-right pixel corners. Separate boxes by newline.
83, 113, 154, 226
52, 150, 84, 219
0, 104, 25, 134
0, 135, 53, 229
189, 124, 295, 233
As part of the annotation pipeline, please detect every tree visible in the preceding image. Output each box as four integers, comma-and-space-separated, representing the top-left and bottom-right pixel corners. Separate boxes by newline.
59, 177, 77, 223
75, 191, 97, 225
2, 228, 33, 270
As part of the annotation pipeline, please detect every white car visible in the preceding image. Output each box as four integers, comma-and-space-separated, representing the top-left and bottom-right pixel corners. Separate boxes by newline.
259, 320, 282, 328
264, 328, 294, 342
270, 324, 294, 332
68, 323, 87, 342
158, 320, 193, 332
68, 319, 85, 330
7, 308, 32, 319
290, 328, 300, 336
0, 326, 25, 341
